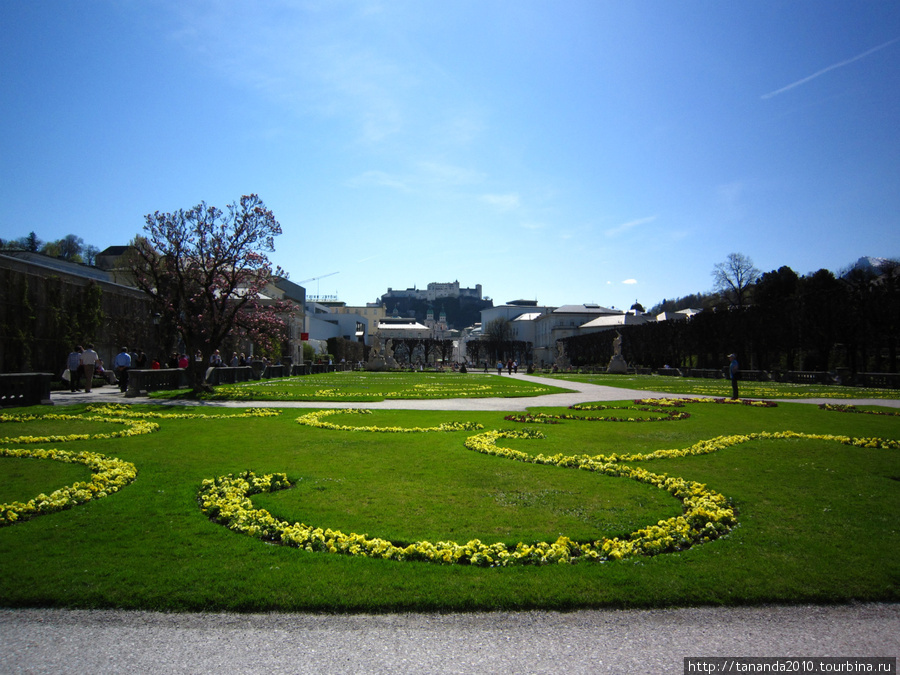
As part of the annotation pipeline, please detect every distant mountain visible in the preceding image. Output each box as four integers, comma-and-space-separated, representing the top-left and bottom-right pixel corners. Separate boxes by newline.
848, 256, 894, 274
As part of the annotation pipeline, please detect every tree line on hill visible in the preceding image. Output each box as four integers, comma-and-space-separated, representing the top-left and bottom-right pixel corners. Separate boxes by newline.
1, 231, 101, 266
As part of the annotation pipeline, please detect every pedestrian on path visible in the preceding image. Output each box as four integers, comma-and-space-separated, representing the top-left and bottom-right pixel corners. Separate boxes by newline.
728, 353, 740, 400
66, 346, 83, 392
114, 346, 132, 393
81, 344, 99, 393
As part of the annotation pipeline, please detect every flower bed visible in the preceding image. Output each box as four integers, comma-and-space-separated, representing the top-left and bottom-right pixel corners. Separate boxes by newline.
1, 447, 137, 525
0, 412, 159, 444
296, 408, 483, 433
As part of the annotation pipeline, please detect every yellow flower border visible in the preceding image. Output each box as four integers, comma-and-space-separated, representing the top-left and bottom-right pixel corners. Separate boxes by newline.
296, 408, 483, 433
85, 404, 282, 419
0, 412, 159, 444
202, 402, 900, 566
1, 447, 137, 526
199, 425, 897, 566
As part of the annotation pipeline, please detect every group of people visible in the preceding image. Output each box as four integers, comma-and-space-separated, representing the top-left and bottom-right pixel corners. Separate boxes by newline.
65, 344, 134, 393
207, 350, 255, 368
487, 359, 519, 375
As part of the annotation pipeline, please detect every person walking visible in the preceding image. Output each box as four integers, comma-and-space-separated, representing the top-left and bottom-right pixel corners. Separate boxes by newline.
728, 353, 740, 400
66, 346, 83, 392
114, 346, 132, 393
81, 343, 99, 393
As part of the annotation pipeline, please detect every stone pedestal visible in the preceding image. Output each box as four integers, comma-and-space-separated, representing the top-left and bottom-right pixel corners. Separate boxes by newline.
365, 357, 386, 371
607, 355, 628, 374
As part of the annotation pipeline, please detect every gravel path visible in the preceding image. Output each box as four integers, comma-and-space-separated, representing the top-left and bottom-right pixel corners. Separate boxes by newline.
47, 371, 900, 410
6, 373, 898, 672
2, 604, 898, 674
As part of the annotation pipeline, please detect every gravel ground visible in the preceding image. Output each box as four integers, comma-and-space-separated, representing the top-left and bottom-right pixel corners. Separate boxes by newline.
8, 373, 898, 673
1, 604, 898, 674
47, 372, 900, 410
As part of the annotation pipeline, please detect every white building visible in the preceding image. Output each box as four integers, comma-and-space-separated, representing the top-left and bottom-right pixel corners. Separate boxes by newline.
477, 302, 661, 365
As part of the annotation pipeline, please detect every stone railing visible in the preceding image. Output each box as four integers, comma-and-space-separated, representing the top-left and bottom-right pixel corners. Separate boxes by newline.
1, 373, 54, 408
125, 369, 189, 397
205, 366, 254, 386
778, 371, 834, 385
657, 368, 682, 377
854, 372, 900, 389
735, 370, 769, 382
258, 364, 285, 379
687, 368, 725, 379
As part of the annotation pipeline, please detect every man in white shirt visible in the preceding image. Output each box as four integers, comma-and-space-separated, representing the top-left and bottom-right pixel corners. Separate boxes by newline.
80, 343, 100, 393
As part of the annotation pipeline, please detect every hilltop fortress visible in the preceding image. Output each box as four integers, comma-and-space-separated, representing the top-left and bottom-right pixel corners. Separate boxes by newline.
383, 281, 483, 303
378, 281, 490, 332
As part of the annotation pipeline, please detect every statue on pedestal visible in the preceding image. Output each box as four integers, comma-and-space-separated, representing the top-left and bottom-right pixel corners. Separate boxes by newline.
366, 335, 387, 371
607, 330, 628, 374
554, 341, 571, 371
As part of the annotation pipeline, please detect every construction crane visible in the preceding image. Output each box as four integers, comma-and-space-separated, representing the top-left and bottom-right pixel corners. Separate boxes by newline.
296, 271, 339, 300
296, 271, 339, 285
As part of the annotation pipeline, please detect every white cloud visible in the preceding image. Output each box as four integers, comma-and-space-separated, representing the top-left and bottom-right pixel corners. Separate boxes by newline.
348, 170, 409, 191
605, 215, 657, 237
417, 161, 484, 186
762, 38, 900, 99
481, 193, 521, 212
162, 3, 415, 143
622, 279, 638, 285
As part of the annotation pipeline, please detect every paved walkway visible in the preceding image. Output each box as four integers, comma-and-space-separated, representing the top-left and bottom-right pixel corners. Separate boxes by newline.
48, 371, 900, 410
6, 373, 899, 673
2, 604, 897, 674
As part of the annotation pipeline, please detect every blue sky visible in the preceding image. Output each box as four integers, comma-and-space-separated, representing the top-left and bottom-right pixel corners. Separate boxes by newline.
2, 1, 898, 309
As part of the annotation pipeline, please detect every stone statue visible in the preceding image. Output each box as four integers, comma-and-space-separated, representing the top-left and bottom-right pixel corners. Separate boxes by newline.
366, 335, 387, 371
554, 340, 570, 370
384, 339, 398, 369
607, 330, 627, 374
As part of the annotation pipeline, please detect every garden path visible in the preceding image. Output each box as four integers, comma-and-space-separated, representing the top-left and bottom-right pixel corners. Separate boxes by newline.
2, 604, 897, 674
49, 371, 900, 409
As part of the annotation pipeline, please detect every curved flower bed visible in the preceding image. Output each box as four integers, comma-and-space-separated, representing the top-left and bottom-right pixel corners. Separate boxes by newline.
296, 409, 483, 433
1, 447, 137, 526
203, 373, 559, 401
0, 412, 159, 444
505, 405, 690, 425
628, 397, 778, 408
85, 404, 281, 419
199, 413, 898, 566
818, 403, 900, 417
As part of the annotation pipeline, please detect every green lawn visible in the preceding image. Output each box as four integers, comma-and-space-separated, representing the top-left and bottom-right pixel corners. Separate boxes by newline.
151, 370, 575, 402
1, 397, 898, 612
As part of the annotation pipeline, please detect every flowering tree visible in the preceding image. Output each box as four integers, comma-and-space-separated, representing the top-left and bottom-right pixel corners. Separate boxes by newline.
129, 194, 292, 391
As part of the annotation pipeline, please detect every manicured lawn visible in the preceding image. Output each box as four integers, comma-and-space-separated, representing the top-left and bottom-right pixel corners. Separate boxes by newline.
1, 398, 898, 612
544, 372, 899, 399
151, 370, 575, 402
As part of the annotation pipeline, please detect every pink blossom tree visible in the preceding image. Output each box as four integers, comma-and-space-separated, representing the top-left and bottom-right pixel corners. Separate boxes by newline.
129, 194, 293, 392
